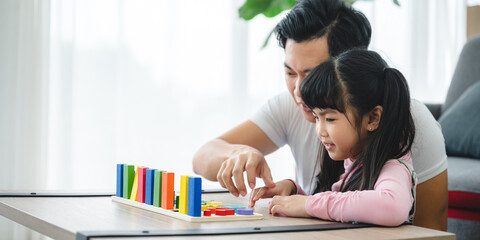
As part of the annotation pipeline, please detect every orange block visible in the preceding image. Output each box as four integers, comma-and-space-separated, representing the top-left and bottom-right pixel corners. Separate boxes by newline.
161, 172, 175, 209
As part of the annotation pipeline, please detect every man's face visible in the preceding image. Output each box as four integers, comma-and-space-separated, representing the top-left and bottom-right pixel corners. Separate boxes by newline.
284, 37, 329, 123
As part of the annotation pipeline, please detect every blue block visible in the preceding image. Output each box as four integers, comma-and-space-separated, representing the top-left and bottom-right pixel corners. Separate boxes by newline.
145, 169, 156, 205
219, 205, 246, 213
116, 164, 125, 197
187, 177, 202, 217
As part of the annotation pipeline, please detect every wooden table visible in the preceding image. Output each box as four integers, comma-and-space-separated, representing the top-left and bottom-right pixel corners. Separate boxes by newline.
0, 190, 455, 240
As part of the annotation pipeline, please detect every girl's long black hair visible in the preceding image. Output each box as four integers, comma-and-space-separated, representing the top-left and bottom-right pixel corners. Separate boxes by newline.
300, 49, 415, 193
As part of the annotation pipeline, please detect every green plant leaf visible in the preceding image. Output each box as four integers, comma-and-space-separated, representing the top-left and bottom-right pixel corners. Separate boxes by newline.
239, 0, 296, 20
344, 0, 357, 6
238, 0, 271, 20
240, 0, 401, 49
262, 0, 297, 18
261, 27, 276, 49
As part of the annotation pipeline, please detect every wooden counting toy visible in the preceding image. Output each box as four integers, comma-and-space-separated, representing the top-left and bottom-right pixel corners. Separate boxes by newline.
113, 164, 263, 222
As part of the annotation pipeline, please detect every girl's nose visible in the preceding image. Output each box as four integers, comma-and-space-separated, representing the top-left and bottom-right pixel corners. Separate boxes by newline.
316, 121, 328, 138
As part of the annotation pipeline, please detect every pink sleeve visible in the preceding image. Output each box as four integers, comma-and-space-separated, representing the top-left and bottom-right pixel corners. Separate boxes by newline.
304, 160, 415, 226
294, 181, 307, 195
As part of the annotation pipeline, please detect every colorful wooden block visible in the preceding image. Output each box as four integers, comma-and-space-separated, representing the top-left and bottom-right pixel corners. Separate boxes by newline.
237, 208, 254, 215
153, 170, 164, 207
216, 209, 227, 216
145, 169, 156, 205
175, 195, 179, 209
206, 207, 227, 215
203, 210, 211, 216
116, 164, 125, 197
206, 201, 223, 206
179, 175, 189, 214
130, 166, 139, 201
123, 165, 134, 199
137, 167, 148, 203
207, 207, 216, 214
226, 209, 235, 215
219, 205, 245, 213
161, 172, 174, 209
187, 177, 202, 217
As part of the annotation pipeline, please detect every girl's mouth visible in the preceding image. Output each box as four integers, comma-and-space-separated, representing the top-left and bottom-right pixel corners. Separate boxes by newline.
324, 143, 335, 150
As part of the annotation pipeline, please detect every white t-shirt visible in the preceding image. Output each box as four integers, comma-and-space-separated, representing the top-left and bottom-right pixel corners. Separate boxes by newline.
250, 91, 447, 194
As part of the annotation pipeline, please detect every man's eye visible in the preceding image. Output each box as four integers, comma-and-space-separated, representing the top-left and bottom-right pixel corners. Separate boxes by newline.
285, 72, 296, 76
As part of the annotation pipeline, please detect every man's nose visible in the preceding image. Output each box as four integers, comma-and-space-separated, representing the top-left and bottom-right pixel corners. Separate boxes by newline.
293, 77, 303, 99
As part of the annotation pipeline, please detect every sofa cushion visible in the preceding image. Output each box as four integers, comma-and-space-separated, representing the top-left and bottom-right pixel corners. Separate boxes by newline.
439, 81, 480, 158
447, 156, 480, 215
448, 157, 480, 194
442, 35, 480, 114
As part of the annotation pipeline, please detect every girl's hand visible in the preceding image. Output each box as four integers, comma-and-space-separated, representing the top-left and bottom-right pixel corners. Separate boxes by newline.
268, 195, 310, 218
248, 179, 296, 208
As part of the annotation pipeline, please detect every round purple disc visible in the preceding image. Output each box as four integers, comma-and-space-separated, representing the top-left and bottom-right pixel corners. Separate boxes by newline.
237, 208, 254, 215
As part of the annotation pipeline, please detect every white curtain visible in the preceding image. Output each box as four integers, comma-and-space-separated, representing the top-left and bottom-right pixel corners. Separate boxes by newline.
355, 0, 467, 103
0, 0, 466, 239
0, 0, 50, 238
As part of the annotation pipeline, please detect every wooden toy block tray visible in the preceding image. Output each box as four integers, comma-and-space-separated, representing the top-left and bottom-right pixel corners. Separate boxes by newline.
112, 196, 263, 223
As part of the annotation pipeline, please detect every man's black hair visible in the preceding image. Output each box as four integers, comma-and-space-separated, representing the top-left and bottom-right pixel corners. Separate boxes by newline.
275, 0, 371, 57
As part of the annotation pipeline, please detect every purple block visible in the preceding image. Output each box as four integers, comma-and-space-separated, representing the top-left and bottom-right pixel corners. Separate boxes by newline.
237, 208, 254, 215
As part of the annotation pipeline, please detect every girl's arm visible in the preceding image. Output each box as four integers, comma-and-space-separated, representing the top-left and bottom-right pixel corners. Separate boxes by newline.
306, 160, 415, 226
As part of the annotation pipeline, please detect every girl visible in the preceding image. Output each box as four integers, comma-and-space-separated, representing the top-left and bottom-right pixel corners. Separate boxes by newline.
249, 49, 416, 226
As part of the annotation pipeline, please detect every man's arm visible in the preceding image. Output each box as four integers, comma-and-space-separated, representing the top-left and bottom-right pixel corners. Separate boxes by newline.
413, 169, 448, 231
192, 120, 279, 196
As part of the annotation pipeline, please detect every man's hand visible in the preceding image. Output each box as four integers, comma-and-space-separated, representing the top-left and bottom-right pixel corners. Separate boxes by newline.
249, 179, 296, 207
216, 145, 276, 197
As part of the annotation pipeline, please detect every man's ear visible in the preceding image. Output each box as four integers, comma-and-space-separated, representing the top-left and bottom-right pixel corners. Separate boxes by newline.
367, 105, 383, 132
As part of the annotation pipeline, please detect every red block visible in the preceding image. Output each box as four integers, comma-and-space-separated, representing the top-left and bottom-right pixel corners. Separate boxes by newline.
203, 210, 211, 216
216, 209, 226, 216
226, 209, 235, 215
207, 207, 216, 214
137, 167, 148, 203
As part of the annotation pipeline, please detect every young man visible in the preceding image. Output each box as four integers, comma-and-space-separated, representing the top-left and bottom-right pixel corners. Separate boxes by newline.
193, 0, 447, 230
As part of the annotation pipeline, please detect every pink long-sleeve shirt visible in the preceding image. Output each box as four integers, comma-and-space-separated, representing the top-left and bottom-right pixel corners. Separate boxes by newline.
295, 155, 416, 226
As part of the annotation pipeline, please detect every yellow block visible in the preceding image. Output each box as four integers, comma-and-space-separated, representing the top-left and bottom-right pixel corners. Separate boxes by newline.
179, 175, 189, 214
201, 205, 208, 212
206, 201, 222, 206
129, 166, 140, 201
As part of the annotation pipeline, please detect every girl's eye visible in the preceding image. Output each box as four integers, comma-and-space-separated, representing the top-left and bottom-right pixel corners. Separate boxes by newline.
326, 118, 335, 122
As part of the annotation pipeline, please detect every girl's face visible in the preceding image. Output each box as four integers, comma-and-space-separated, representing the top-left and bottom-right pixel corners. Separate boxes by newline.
312, 107, 369, 161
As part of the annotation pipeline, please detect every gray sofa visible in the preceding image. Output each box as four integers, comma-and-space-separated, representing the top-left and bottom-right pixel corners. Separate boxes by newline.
425, 35, 480, 240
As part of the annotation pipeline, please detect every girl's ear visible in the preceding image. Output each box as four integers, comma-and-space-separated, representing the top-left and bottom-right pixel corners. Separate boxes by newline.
367, 105, 383, 132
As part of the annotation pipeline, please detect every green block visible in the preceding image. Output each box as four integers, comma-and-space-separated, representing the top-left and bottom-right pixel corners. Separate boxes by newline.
175, 195, 179, 209
153, 170, 164, 207
123, 165, 135, 199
